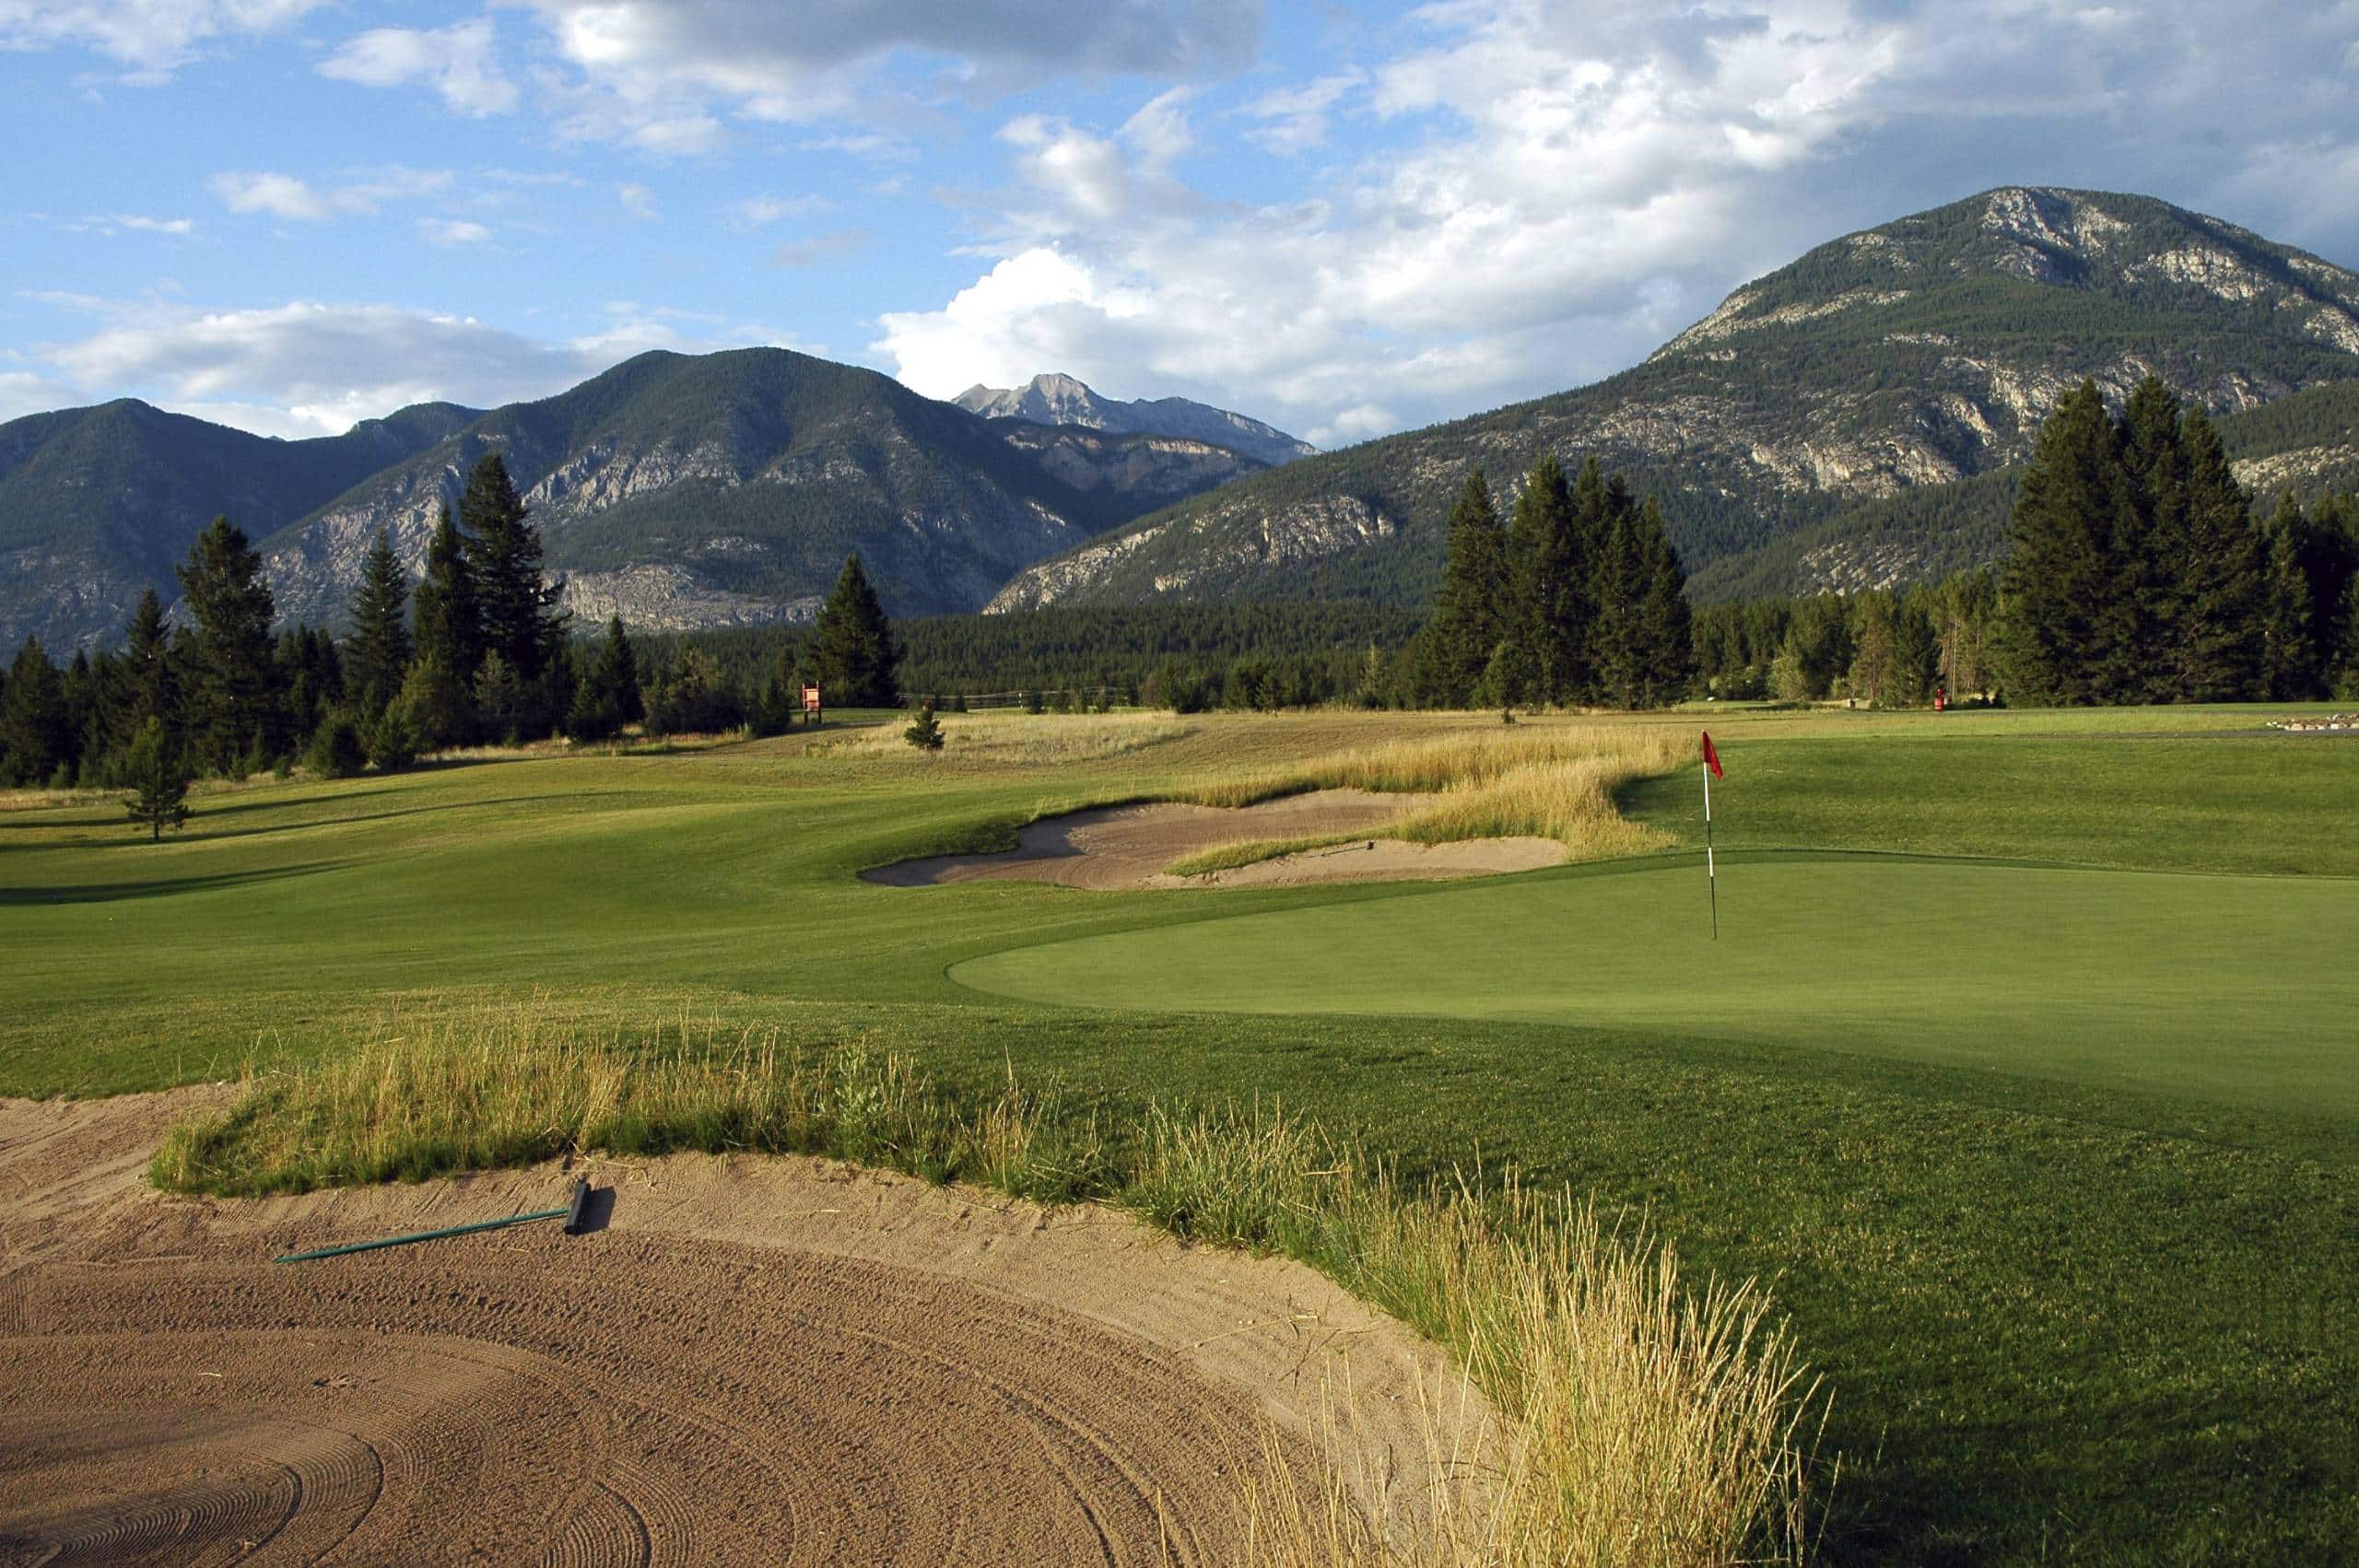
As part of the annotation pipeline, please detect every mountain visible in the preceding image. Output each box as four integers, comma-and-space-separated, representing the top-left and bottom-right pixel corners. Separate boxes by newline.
954, 373, 1317, 467
1694, 379, 2359, 601
258, 349, 1145, 633
986, 187, 2359, 613
1, 349, 1292, 650
0, 400, 477, 651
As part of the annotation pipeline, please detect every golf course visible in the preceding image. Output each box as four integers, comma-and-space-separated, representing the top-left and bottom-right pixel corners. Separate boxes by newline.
4, 703, 2354, 1563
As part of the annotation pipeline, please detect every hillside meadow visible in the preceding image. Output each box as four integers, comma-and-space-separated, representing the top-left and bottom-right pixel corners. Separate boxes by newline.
4, 703, 2354, 1563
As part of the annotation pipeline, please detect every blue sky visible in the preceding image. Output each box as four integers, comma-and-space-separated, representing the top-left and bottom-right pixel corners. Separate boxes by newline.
4, 0, 2356, 448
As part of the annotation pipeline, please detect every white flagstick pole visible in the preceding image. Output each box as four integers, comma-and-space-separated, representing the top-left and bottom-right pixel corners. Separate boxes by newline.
1704, 750, 1719, 941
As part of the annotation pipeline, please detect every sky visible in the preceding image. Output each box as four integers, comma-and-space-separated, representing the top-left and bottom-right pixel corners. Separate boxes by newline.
3, 1, 2357, 450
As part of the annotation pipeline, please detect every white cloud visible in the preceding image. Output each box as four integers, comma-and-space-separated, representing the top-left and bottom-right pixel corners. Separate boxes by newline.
42, 212, 194, 236
26, 296, 812, 437
729, 193, 830, 228
0, 369, 80, 421
419, 218, 493, 247
1241, 69, 1363, 155
616, 181, 659, 219
210, 167, 452, 222
318, 18, 518, 116
0, 0, 320, 70
511, 0, 1259, 146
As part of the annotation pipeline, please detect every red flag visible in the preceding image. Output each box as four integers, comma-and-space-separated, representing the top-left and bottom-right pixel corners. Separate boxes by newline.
1701, 731, 1723, 779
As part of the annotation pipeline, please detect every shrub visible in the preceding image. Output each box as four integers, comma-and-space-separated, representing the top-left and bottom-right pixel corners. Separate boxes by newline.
305, 714, 366, 779
905, 701, 945, 751
363, 708, 419, 772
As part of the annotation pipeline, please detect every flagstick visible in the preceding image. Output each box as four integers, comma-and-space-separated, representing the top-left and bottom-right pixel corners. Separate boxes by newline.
1704, 756, 1719, 941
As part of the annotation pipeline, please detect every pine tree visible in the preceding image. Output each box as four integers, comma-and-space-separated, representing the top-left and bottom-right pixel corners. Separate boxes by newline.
1589, 494, 1651, 708
1634, 499, 1695, 708
2000, 381, 2136, 705
2260, 505, 2324, 700
392, 652, 474, 751
346, 530, 414, 717
1505, 457, 1589, 705
904, 699, 945, 751
563, 615, 643, 743
0, 638, 71, 787
460, 452, 568, 693
1848, 592, 1900, 705
116, 589, 178, 747
411, 504, 480, 693
1421, 470, 1506, 707
2166, 408, 2265, 701
813, 555, 901, 708
174, 517, 281, 772
122, 717, 192, 841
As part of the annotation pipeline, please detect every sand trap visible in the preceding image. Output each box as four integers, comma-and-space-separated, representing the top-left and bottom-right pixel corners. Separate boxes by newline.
864, 788, 1566, 891
0, 1093, 1480, 1565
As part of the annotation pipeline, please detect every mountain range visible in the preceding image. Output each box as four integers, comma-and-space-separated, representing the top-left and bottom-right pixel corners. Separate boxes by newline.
955, 374, 1319, 468
0, 361, 1304, 651
989, 187, 2359, 612
6, 186, 2357, 653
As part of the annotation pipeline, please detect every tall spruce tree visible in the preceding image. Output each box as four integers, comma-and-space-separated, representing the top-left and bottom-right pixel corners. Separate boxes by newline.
174, 517, 281, 771
2166, 408, 2265, 701
345, 530, 414, 717
0, 638, 70, 786
2260, 500, 2323, 700
411, 504, 480, 685
459, 452, 568, 688
115, 588, 178, 748
1506, 456, 1589, 705
1634, 498, 1695, 707
812, 555, 901, 707
2000, 381, 2137, 705
1419, 470, 1506, 706
1589, 490, 1651, 708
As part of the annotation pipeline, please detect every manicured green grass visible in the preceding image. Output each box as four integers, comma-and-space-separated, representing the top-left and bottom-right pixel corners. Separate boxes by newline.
952, 855, 2359, 1122
3, 703, 2354, 1563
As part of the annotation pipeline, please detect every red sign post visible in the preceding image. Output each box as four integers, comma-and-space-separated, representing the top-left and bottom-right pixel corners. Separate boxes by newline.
802, 684, 822, 727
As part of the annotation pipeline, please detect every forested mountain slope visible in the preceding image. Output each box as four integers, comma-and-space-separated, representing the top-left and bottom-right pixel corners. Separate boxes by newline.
988, 187, 2359, 613
0, 400, 476, 650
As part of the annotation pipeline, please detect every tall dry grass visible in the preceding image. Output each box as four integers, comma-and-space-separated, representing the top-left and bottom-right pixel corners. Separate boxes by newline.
811, 708, 1196, 764
1177, 725, 1690, 865
155, 1017, 1823, 1563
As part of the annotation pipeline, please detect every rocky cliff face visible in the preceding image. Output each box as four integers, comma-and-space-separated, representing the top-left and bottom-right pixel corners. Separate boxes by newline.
955, 373, 1317, 468
989, 187, 2359, 611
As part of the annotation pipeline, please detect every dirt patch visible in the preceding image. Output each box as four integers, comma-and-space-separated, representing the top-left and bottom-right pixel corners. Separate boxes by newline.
0, 1094, 1479, 1565
864, 788, 1567, 891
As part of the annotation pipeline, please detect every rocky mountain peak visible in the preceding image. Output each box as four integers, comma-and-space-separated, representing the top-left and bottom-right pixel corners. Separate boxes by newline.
952, 373, 1316, 468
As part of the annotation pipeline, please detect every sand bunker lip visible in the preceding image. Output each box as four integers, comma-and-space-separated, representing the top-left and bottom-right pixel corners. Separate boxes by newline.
863, 787, 1567, 891
1, 1092, 1480, 1566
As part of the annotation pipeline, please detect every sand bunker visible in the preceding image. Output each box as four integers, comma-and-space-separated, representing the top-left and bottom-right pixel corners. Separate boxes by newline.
0, 1093, 1477, 1565
865, 788, 1566, 891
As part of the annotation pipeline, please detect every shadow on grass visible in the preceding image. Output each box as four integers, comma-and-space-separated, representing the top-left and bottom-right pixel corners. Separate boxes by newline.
0, 858, 358, 906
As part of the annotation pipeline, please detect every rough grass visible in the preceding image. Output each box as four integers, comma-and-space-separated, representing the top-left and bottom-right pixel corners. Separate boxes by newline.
808, 708, 1197, 764
1168, 727, 1688, 870
1166, 834, 1371, 878
152, 1016, 1821, 1565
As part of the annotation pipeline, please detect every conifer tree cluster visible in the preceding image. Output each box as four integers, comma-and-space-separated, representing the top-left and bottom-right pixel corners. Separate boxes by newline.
1410, 460, 1694, 709
1998, 377, 2356, 703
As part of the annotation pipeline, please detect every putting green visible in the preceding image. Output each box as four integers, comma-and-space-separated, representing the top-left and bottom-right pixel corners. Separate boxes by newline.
952, 855, 2359, 1121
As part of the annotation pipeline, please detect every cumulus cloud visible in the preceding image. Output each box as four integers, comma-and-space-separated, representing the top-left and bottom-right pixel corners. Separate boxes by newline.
881, 0, 2359, 442
210, 167, 452, 222
511, 0, 1259, 146
318, 18, 518, 116
26, 296, 809, 437
0, 0, 319, 70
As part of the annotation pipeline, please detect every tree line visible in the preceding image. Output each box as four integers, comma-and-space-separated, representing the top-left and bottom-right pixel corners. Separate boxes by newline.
0, 451, 908, 808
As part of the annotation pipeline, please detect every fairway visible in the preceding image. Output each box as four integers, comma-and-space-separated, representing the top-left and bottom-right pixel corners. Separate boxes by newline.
954, 854, 2359, 1119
